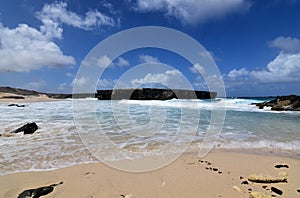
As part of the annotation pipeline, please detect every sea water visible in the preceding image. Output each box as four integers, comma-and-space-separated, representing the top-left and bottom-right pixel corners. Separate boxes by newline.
0, 98, 299, 175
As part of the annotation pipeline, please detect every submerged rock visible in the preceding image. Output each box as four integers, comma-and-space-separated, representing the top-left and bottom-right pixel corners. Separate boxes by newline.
8, 104, 25, 107
13, 122, 38, 134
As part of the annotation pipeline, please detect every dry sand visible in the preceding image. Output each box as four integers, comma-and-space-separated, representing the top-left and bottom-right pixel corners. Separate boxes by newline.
0, 93, 61, 103
0, 150, 299, 198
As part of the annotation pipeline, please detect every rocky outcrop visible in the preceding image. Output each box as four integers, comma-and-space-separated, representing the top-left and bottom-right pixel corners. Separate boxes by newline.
97, 88, 217, 100
253, 95, 300, 111
13, 122, 38, 134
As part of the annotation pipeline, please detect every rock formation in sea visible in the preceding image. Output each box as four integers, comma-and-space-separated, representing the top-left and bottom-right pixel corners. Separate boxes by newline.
97, 88, 217, 100
253, 95, 300, 111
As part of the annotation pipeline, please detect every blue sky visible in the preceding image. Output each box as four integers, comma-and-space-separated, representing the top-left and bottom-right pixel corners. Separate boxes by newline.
0, 0, 300, 97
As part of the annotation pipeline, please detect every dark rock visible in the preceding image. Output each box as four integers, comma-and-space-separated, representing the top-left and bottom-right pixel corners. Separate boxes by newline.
297, 189, 300, 193
213, 168, 218, 171
97, 88, 217, 100
241, 181, 249, 185
8, 104, 25, 107
13, 122, 38, 134
271, 186, 283, 195
274, 164, 289, 169
17, 181, 63, 198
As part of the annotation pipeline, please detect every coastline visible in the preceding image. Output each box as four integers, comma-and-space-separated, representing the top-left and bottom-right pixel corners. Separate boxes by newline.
0, 93, 63, 103
0, 149, 299, 198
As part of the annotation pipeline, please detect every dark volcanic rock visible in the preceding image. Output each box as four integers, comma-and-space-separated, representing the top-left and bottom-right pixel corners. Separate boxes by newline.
253, 95, 300, 111
18, 181, 63, 198
8, 104, 26, 107
97, 88, 217, 100
13, 122, 38, 134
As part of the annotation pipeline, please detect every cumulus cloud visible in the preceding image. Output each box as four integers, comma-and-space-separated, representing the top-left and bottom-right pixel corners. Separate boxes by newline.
0, 23, 75, 72
131, 69, 189, 89
131, 0, 251, 24
250, 52, 300, 82
36, 1, 116, 37
138, 54, 160, 63
269, 36, 300, 53
98, 78, 117, 89
228, 68, 249, 78
96, 55, 113, 68
189, 63, 206, 75
0, 2, 117, 73
225, 36, 300, 84
115, 57, 130, 67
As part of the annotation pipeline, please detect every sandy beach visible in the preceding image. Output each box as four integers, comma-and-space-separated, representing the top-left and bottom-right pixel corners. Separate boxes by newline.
0, 150, 299, 198
0, 93, 61, 103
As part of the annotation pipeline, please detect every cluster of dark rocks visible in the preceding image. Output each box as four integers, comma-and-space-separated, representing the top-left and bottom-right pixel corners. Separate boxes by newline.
253, 95, 300, 111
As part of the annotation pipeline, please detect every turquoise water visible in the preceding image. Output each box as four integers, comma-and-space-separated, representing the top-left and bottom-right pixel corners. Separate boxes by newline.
0, 98, 299, 175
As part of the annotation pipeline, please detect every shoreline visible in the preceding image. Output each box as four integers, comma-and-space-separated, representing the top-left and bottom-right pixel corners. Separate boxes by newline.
1, 149, 299, 197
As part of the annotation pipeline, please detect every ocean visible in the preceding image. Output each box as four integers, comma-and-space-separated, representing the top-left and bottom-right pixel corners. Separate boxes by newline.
0, 98, 300, 175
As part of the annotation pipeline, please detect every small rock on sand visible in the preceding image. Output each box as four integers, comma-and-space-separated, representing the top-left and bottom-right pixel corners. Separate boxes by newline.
271, 186, 283, 195
274, 164, 289, 169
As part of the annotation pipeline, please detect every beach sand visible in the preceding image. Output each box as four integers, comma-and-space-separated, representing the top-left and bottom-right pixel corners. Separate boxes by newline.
0, 150, 299, 198
0, 93, 61, 103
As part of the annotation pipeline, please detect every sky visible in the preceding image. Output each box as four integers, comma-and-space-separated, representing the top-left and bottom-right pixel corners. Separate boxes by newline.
0, 0, 300, 97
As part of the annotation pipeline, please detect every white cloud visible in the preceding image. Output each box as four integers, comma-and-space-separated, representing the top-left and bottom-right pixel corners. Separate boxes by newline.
138, 54, 160, 63
131, 69, 188, 89
189, 63, 206, 75
98, 78, 117, 89
0, 23, 75, 72
250, 52, 300, 82
97, 55, 113, 68
132, 0, 250, 24
226, 36, 300, 84
66, 72, 74, 78
228, 68, 249, 78
0, 1, 118, 73
270, 36, 300, 53
36, 1, 116, 35
115, 57, 130, 67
